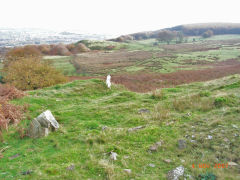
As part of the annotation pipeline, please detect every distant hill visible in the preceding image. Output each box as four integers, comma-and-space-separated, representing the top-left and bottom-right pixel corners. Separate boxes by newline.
110, 23, 240, 42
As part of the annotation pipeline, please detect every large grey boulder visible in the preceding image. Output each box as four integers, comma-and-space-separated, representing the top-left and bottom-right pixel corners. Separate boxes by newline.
28, 110, 59, 138
37, 110, 59, 129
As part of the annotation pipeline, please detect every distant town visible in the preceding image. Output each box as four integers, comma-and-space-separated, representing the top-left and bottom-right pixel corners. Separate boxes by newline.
0, 28, 112, 48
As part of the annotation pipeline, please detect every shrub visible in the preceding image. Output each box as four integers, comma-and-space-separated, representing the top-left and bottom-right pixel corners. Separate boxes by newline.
4, 45, 42, 67
68, 43, 90, 54
0, 84, 24, 100
214, 97, 227, 108
0, 75, 3, 83
201, 30, 214, 38
3, 57, 67, 90
38, 44, 51, 55
49, 44, 72, 56
0, 97, 23, 131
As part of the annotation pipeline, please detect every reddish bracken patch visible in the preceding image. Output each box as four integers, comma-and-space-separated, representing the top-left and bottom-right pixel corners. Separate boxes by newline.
0, 85, 25, 137
112, 59, 240, 92
0, 84, 25, 100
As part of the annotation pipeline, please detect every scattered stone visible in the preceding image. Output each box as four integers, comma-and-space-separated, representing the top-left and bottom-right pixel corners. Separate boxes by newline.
187, 112, 191, 116
149, 141, 162, 152
102, 126, 108, 131
223, 138, 229, 142
191, 135, 195, 138
190, 140, 196, 143
167, 166, 184, 180
21, 170, 33, 175
232, 124, 238, 128
164, 159, 172, 163
110, 152, 118, 161
166, 121, 174, 126
123, 169, 131, 174
228, 162, 238, 166
66, 164, 75, 171
123, 155, 129, 159
148, 163, 155, 168
180, 159, 185, 163
9, 154, 20, 160
184, 174, 194, 180
234, 134, 238, 137
206, 135, 213, 140
28, 110, 59, 138
178, 139, 186, 149
138, 109, 150, 114
128, 126, 145, 132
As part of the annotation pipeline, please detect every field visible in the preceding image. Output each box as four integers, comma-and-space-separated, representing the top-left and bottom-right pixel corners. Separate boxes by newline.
42, 35, 240, 92
0, 75, 240, 179
1, 34, 240, 179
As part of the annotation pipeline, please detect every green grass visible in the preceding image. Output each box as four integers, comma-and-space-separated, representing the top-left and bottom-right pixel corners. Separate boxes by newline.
1, 75, 240, 179
43, 56, 76, 76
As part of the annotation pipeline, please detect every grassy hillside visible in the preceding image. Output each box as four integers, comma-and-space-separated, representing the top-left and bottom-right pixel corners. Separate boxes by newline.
1, 75, 239, 179
111, 23, 240, 41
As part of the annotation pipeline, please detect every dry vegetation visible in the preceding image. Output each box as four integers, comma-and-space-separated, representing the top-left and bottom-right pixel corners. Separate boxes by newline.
0, 85, 25, 140
3, 58, 67, 90
112, 59, 240, 92
71, 50, 164, 74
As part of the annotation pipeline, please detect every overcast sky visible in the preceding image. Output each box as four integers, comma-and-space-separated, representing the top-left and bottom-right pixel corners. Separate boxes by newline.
0, 0, 239, 35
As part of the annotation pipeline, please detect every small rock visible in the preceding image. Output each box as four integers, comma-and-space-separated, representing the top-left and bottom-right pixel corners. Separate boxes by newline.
102, 126, 108, 131
21, 170, 33, 175
110, 152, 118, 161
228, 162, 238, 166
66, 164, 75, 171
123, 155, 129, 159
128, 126, 145, 132
191, 135, 195, 138
123, 169, 131, 174
166, 121, 174, 126
187, 112, 191, 116
180, 159, 185, 163
148, 163, 155, 167
9, 154, 20, 160
223, 138, 229, 142
206, 135, 213, 140
164, 159, 172, 163
232, 124, 238, 128
167, 166, 184, 180
149, 141, 162, 152
138, 109, 150, 114
178, 139, 186, 149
